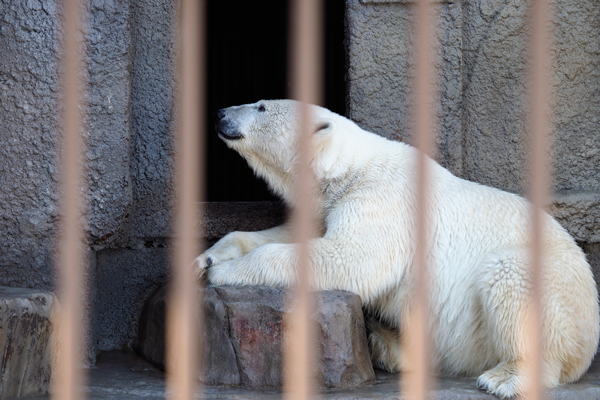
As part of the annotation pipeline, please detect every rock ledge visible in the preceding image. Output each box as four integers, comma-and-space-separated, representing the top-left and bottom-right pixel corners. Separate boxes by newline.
135, 285, 375, 389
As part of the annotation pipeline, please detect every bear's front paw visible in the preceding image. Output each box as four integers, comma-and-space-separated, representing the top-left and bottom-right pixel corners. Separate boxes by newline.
193, 253, 215, 283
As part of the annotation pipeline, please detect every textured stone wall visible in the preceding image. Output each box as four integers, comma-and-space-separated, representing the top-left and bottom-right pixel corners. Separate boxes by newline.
346, 0, 464, 175
0, 0, 174, 360
129, 0, 176, 239
0, 0, 62, 290
85, 0, 132, 246
346, 0, 600, 246
460, 0, 600, 196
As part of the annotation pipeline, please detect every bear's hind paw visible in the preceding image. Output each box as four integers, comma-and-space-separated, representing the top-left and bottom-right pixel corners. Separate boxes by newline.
476, 362, 523, 399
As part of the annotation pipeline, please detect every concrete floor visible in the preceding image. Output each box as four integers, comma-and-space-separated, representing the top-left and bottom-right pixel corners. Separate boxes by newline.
13, 351, 600, 399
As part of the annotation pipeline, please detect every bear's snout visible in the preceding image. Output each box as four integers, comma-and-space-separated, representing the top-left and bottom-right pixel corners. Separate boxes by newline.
214, 109, 226, 124
214, 109, 243, 141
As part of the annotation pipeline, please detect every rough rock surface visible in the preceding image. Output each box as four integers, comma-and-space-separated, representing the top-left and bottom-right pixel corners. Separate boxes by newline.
0, 0, 136, 288
461, 0, 600, 195
584, 243, 600, 291
135, 285, 375, 389
0, 287, 55, 399
84, 0, 133, 246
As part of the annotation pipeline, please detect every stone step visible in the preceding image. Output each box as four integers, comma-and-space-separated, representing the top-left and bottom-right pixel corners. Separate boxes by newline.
0, 287, 56, 400
134, 285, 376, 389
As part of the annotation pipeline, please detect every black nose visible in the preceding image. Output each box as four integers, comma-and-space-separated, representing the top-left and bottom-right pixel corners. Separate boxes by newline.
214, 109, 226, 124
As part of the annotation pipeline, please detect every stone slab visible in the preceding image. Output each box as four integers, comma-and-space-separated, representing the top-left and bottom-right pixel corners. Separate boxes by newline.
0, 287, 56, 399
10, 350, 600, 399
135, 285, 376, 389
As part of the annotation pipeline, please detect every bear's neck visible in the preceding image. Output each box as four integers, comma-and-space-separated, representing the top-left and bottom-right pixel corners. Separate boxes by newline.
244, 155, 297, 204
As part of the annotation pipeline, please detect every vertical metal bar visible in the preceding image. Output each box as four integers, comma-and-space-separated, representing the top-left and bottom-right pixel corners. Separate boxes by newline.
166, 0, 205, 399
285, 0, 323, 399
526, 0, 551, 397
52, 0, 86, 398
401, 0, 435, 399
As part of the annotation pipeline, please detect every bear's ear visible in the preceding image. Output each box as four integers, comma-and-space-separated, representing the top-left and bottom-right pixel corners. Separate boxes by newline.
313, 118, 336, 136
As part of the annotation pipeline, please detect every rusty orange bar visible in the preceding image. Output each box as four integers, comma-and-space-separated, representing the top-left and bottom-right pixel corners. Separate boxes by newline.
166, 0, 205, 399
52, 0, 87, 398
524, 0, 552, 398
401, 0, 436, 399
284, 0, 323, 399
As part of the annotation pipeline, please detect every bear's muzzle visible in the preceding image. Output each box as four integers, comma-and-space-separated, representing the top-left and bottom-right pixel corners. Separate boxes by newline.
214, 109, 243, 141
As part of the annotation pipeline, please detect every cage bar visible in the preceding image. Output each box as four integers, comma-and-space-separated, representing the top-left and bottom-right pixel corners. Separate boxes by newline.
284, 0, 323, 399
399, 0, 437, 398
525, 0, 552, 398
52, 0, 87, 398
165, 0, 205, 399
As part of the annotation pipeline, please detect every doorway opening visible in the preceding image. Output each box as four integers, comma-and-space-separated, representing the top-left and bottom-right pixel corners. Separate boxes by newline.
205, 0, 347, 201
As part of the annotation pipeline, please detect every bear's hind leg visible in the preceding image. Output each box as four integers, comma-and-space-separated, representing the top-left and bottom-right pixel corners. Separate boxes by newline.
475, 248, 560, 398
367, 318, 404, 373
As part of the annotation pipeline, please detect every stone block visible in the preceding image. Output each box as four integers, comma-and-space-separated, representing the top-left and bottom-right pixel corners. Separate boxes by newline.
135, 285, 375, 389
0, 287, 55, 399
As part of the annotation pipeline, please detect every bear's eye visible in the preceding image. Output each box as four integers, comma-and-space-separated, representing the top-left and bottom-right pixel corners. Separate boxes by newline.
258, 104, 266, 112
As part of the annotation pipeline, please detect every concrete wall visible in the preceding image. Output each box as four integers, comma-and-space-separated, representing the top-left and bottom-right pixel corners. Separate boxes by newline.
346, 0, 600, 244
0, 0, 175, 361
1, 0, 62, 290
0, 0, 598, 359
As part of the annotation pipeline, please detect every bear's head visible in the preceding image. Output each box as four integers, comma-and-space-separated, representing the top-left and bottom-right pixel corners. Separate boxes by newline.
213, 99, 337, 202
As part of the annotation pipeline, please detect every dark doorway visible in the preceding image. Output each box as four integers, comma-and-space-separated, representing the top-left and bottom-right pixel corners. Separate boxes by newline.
205, 0, 347, 201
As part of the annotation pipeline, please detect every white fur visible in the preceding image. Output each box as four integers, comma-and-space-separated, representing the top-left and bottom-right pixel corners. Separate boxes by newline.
197, 100, 599, 398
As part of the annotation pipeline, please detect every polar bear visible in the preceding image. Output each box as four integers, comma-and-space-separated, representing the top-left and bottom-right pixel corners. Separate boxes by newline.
196, 99, 599, 398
